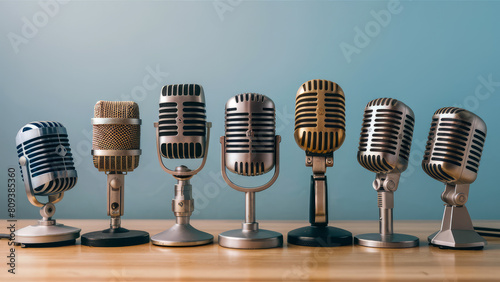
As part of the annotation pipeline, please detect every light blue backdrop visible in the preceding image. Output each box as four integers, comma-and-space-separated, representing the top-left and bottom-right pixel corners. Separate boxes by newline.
0, 1, 499, 221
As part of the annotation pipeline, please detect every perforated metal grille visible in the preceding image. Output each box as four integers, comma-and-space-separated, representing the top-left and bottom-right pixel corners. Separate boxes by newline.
92, 101, 140, 171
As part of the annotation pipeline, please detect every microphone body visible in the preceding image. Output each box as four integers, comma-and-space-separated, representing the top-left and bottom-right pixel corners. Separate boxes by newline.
422, 107, 487, 249
354, 98, 419, 248
159, 84, 206, 159
152, 84, 213, 247
82, 101, 149, 247
14, 121, 80, 246
219, 93, 282, 249
288, 79, 352, 247
16, 121, 78, 197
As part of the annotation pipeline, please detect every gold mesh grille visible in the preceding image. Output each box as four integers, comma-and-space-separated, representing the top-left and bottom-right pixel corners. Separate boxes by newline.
92, 101, 140, 172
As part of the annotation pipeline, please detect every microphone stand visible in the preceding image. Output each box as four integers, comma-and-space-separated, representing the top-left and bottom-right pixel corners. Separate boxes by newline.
354, 172, 419, 248
218, 135, 283, 249
15, 156, 80, 247
151, 122, 214, 246
287, 152, 352, 247
428, 183, 486, 249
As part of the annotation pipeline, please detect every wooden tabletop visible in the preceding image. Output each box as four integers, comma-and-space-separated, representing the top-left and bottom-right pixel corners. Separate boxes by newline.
1, 219, 499, 281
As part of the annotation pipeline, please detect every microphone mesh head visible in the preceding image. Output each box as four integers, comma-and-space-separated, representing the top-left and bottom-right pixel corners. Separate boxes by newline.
92, 101, 140, 172
225, 93, 276, 176
294, 79, 346, 154
159, 84, 206, 159
357, 98, 415, 173
422, 107, 486, 184
16, 121, 78, 196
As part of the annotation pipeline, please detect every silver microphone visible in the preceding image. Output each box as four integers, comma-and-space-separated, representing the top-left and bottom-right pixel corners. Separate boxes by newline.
354, 98, 419, 248
159, 84, 206, 159
422, 107, 487, 249
152, 84, 213, 247
288, 79, 352, 247
15, 121, 80, 246
219, 93, 283, 249
81, 101, 149, 247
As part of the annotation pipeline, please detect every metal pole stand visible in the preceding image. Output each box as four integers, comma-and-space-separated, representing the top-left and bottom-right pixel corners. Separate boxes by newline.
151, 166, 213, 246
428, 183, 486, 249
287, 153, 352, 247
354, 172, 419, 248
81, 173, 150, 247
218, 135, 283, 249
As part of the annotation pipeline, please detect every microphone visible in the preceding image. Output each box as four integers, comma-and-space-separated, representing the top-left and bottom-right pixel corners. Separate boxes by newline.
81, 101, 149, 247
287, 79, 352, 247
15, 121, 81, 246
152, 84, 213, 247
354, 98, 419, 248
422, 107, 487, 249
219, 93, 283, 249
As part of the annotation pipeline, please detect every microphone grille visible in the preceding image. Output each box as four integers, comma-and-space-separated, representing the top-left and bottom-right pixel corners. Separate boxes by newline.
92, 101, 140, 172
159, 84, 207, 159
225, 93, 276, 176
357, 98, 415, 173
422, 107, 486, 184
15, 121, 77, 196
294, 79, 346, 154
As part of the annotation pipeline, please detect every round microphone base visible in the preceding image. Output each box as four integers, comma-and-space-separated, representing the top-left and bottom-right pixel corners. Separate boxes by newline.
287, 225, 352, 247
354, 233, 419, 248
151, 223, 213, 247
14, 223, 80, 247
428, 230, 486, 250
81, 227, 150, 247
218, 229, 283, 249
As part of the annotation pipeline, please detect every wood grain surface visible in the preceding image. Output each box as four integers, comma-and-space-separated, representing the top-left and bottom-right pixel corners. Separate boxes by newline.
1, 219, 499, 281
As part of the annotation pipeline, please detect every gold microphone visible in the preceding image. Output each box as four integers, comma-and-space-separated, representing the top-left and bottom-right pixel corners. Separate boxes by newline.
294, 79, 346, 154
288, 79, 352, 247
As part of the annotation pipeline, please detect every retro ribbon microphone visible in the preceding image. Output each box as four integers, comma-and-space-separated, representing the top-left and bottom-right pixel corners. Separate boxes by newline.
152, 84, 213, 246
422, 107, 487, 249
287, 79, 352, 247
354, 98, 419, 248
81, 101, 150, 247
15, 121, 81, 247
218, 93, 283, 249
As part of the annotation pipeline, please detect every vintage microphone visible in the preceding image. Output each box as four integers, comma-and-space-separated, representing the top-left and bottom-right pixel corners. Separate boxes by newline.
81, 101, 150, 247
152, 84, 213, 247
15, 121, 80, 247
354, 98, 419, 248
422, 107, 487, 249
218, 93, 283, 249
287, 79, 352, 247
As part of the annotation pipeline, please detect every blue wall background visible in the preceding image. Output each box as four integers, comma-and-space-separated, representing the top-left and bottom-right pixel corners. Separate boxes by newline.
0, 0, 499, 221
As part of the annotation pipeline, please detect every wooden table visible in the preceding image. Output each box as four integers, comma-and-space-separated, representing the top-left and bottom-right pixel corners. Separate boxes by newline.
1, 220, 499, 281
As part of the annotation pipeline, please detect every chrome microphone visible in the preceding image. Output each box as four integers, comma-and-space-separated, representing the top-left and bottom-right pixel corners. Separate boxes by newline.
152, 84, 213, 247
81, 101, 149, 247
422, 107, 487, 249
219, 93, 283, 249
354, 98, 419, 248
15, 121, 80, 246
287, 79, 352, 247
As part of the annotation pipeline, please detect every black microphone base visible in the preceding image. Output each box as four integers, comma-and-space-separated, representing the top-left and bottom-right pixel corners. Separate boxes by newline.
287, 225, 352, 247
81, 227, 150, 247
